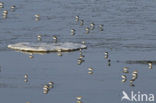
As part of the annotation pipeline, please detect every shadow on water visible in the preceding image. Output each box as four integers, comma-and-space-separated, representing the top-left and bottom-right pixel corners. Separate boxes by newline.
11, 48, 87, 55
125, 60, 156, 64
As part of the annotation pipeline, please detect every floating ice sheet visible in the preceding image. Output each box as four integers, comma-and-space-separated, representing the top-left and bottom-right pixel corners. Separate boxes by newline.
8, 42, 87, 52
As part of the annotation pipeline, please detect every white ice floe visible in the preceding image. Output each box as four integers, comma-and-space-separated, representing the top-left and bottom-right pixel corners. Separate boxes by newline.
8, 42, 87, 52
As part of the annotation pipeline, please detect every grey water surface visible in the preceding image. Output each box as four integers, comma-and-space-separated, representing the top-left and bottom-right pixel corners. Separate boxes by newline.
0, 0, 156, 103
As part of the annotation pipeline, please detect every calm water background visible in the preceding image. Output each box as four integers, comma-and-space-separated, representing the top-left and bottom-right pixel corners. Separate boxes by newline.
0, 0, 156, 103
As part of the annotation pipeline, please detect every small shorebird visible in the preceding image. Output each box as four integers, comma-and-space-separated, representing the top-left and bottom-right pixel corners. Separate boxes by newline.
43, 84, 49, 94
85, 27, 90, 34
24, 74, 28, 79
11, 5, 16, 11
148, 62, 152, 69
37, 35, 42, 41
3, 10, 8, 14
48, 81, 54, 88
0, 2, 4, 8
34, 14, 40, 21
80, 20, 84, 26
121, 75, 126, 79
52, 35, 57, 43
81, 41, 86, 44
76, 96, 82, 101
75, 16, 79, 22
88, 67, 93, 71
71, 29, 75, 35
99, 24, 103, 31
104, 52, 108, 59
123, 67, 129, 73
90, 22, 95, 30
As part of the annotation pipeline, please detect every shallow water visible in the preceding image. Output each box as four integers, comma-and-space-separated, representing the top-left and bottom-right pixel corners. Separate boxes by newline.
0, 0, 156, 103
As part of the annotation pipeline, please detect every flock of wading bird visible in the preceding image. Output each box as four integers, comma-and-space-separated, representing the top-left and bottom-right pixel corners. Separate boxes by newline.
34, 15, 104, 58
121, 62, 153, 87
0, 1, 154, 103
0, 2, 16, 19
